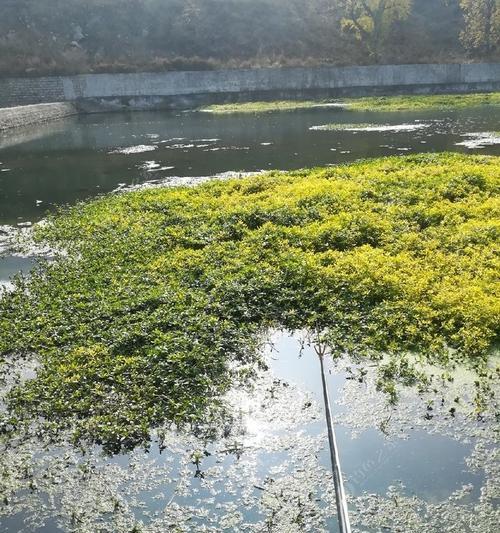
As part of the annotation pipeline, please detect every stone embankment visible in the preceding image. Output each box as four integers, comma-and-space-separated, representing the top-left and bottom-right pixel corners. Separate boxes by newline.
0, 63, 499, 129
0, 102, 78, 131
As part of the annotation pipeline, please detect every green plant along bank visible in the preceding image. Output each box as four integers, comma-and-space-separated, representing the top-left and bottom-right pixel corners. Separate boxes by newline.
0, 154, 498, 452
201, 93, 500, 114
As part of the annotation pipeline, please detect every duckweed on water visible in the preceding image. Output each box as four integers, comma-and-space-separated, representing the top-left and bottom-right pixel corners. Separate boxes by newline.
0, 153, 499, 450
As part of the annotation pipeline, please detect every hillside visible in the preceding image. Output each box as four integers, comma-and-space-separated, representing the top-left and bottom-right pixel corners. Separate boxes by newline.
0, 0, 498, 77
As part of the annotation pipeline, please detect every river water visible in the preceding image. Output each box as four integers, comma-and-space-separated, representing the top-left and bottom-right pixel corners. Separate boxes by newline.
0, 106, 499, 532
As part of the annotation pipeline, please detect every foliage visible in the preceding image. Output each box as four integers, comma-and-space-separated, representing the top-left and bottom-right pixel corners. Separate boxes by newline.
0, 0, 497, 77
344, 92, 500, 111
197, 93, 500, 114
0, 154, 499, 451
460, 0, 500, 55
340, 0, 413, 59
200, 100, 332, 114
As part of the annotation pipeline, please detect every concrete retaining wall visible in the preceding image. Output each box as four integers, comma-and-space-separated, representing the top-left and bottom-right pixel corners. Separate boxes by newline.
0, 63, 499, 111
0, 103, 78, 131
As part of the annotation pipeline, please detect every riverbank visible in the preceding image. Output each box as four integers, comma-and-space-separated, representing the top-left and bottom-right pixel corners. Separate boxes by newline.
1, 63, 499, 110
0, 102, 78, 131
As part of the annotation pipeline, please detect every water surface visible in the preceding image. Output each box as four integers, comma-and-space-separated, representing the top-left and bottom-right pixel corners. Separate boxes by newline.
1, 106, 499, 225
0, 105, 499, 532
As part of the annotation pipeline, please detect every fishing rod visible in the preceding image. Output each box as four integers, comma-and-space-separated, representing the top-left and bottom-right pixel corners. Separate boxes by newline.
314, 342, 352, 533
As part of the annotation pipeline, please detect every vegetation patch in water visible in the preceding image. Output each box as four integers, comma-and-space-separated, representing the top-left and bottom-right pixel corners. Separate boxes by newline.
345, 92, 500, 112
0, 153, 498, 451
199, 93, 500, 115
199, 100, 340, 114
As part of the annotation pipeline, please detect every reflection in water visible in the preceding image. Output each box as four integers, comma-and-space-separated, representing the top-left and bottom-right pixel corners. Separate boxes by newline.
0, 332, 497, 532
0, 119, 74, 150
0, 255, 35, 291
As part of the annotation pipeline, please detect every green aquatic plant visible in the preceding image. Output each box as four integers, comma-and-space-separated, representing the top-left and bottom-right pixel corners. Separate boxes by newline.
345, 92, 500, 112
199, 93, 500, 115
0, 153, 498, 450
199, 100, 338, 114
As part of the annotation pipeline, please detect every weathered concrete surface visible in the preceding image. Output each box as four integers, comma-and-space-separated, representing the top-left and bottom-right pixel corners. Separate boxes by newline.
0, 63, 499, 110
0, 103, 78, 131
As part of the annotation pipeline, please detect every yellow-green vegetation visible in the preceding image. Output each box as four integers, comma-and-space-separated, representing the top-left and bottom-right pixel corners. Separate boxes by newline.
345, 92, 500, 112
200, 93, 500, 114
200, 100, 334, 114
0, 153, 498, 451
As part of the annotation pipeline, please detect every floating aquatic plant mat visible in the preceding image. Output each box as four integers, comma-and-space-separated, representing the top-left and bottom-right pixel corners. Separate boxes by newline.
199, 100, 344, 113
0, 153, 499, 451
199, 93, 500, 114
344, 92, 500, 112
